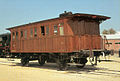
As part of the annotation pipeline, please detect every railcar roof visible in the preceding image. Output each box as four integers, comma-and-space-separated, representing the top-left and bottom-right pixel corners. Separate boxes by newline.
101, 34, 120, 40
6, 13, 110, 30
0, 33, 10, 37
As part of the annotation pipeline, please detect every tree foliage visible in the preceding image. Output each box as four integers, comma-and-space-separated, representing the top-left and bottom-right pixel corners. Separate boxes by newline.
109, 28, 116, 34
102, 29, 109, 34
102, 28, 116, 35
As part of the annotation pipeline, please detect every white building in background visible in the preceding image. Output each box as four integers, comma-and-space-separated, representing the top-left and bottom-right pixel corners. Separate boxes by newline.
102, 31, 120, 54
116, 31, 120, 35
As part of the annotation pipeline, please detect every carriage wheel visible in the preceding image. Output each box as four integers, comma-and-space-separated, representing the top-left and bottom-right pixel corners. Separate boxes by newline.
38, 55, 45, 66
56, 55, 67, 71
57, 60, 67, 71
21, 56, 29, 66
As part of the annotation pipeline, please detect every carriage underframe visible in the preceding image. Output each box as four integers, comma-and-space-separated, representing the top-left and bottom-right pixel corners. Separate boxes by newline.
15, 50, 104, 70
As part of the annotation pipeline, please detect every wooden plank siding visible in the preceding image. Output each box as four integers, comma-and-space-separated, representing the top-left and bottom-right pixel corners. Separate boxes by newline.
73, 35, 102, 51
11, 36, 73, 53
11, 35, 102, 53
67, 20, 100, 35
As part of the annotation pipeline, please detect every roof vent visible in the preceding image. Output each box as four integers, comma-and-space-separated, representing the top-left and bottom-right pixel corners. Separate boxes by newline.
59, 11, 72, 17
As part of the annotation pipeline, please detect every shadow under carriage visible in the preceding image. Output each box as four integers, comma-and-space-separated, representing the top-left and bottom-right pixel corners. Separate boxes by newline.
9, 61, 104, 72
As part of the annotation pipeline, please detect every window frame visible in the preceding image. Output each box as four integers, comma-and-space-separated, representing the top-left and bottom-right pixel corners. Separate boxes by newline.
12, 32, 15, 40
34, 27, 37, 37
46, 26, 49, 36
24, 30, 27, 39
59, 23, 64, 36
41, 26, 45, 36
20, 30, 23, 38
54, 25, 58, 35
16, 31, 18, 40
30, 28, 33, 38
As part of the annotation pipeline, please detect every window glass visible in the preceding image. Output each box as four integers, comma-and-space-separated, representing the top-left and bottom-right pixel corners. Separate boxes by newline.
12, 32, 15, 40
41, 26, 45, 36
54, 25, 58, 35
0, 41, 2, 45
106, 43, 112, 44
58, 23, 64, 36
115, 42, 120, 44
46, 26, 49, 35
59, 27, 64, 35
0, 37, 2, 41
25, 30, 27, 38
30, 29, 33, 37
21, 31, 23, 38
34, 28, 37, 37
16, 32, 18, 40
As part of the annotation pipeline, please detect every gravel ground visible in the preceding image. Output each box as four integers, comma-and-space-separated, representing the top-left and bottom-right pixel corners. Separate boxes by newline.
0, 55, 120, 81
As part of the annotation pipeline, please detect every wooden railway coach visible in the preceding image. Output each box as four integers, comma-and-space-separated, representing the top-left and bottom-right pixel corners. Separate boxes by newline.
7, 12, 110, 70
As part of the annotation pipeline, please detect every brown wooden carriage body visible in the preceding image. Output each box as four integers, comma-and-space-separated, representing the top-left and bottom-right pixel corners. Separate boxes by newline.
7, 13, 109, 54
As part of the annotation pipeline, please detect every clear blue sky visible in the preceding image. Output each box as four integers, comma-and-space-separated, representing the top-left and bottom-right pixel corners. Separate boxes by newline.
0, 0, 119, 34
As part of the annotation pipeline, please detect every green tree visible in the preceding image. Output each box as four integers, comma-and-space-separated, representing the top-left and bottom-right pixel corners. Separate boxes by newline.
102, 28, 116, 35
109, 28, 116, 34
102, 29, 109, 34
